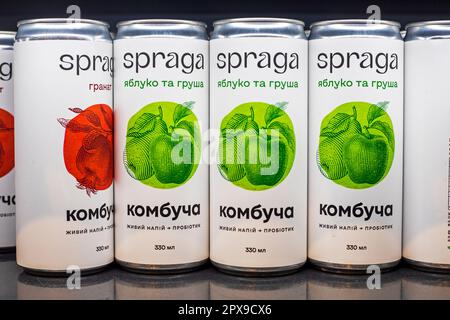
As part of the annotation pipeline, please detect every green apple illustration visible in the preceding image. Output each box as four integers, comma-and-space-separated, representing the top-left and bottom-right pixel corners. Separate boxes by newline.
318, 106, 362, 180
244, 107, 259, 136
124, 106, 168, 180
317, 101, 395, 189
150, 129, 194, 184
244, 131, 288, 186
152, 106, 170, 134
218, 101, 296, 191
125, 135, 155, 180
218, 133, 246, 182
343, 127, 389, 184
124, 101, 201, 189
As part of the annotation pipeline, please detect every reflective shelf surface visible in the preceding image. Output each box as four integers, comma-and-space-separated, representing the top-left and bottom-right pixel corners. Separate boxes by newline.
1, 253, 449, 300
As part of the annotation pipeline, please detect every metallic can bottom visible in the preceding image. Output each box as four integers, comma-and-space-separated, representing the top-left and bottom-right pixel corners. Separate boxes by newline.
21, 262, 112, 277
404, 258, 450, 274
211, 260, 305, 277
0, 246, 15, 254
116, 258, 208, 275
309, 258, 400, 274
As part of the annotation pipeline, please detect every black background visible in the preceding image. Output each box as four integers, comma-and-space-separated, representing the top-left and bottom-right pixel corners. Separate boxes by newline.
0, 0, 449, 31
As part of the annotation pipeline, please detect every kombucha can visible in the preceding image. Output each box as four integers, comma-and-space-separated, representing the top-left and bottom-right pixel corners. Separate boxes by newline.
210, 18, 308, 275
14, 19, 114, 274
0, 32, 15, 253
308, 20, 404, 273
114, 20, 209, 273
403, 21, 450, 272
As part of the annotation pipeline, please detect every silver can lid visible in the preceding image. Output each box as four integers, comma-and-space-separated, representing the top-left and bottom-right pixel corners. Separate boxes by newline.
0, 31, 15, 48
310, 19, 401, 40
117, 19, 206, 28
405, 20, 450, 29
310, 19, 400, 29
211, 17, 306, 39
116, 19, 207, 40
17, 18, 109, 28
405, 21, 450, 40
16, 18, 111, 42
213, 17, 305, 27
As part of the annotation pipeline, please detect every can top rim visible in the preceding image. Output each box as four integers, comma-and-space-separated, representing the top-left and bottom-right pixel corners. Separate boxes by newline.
17, 18, 109, 28
0, 31, 16, 36
310, 19, 400, 29
117, 19, 207, 28
213, 17, 305, 27
405, 20, 450, 29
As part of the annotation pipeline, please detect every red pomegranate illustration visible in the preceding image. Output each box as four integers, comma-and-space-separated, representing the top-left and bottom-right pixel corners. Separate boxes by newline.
0, 108, 14, 178
58, 104, 113, 196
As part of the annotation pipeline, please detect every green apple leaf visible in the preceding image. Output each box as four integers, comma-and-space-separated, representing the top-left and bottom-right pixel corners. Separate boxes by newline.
320, 131, 341, 138
126, 130, 152, 139
268, 121, 296, 151
265, 103, 288, 126
377, 101, 389, 110
320, 113, 351, 136
224, 113, 248, 132
244, 120, 259, 135
173, 104, 194, 125
370, 120, 395, 150
275, 101, 288, 110
126, 112, 157, 137
367, 101, 389, 125
183, 101, 195, 109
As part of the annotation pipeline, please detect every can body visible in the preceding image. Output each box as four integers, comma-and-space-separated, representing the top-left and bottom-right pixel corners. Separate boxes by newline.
210, 18, 308, 275
0, 33, 15, 252
308, 20, 404, 272
14, 19, 114, 273
403, 22, 450, 271
114, 20, 209, 272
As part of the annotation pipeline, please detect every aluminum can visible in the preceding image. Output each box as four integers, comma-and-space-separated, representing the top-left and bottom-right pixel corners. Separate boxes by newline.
114, 19, 209, 273
0, 32, 15, 252
210, 18, 308, 275
308, 20, 404, 273
403, 21, 450, 272
14, 18, 114, 274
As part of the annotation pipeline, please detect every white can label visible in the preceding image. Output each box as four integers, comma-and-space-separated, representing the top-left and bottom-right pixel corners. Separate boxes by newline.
114, 38, 209, 265
403, 39, 450, 265
0, 50, 14, 249
210, 37, 308, 268
14, 40, 114, 271
308, 38, 404, 265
